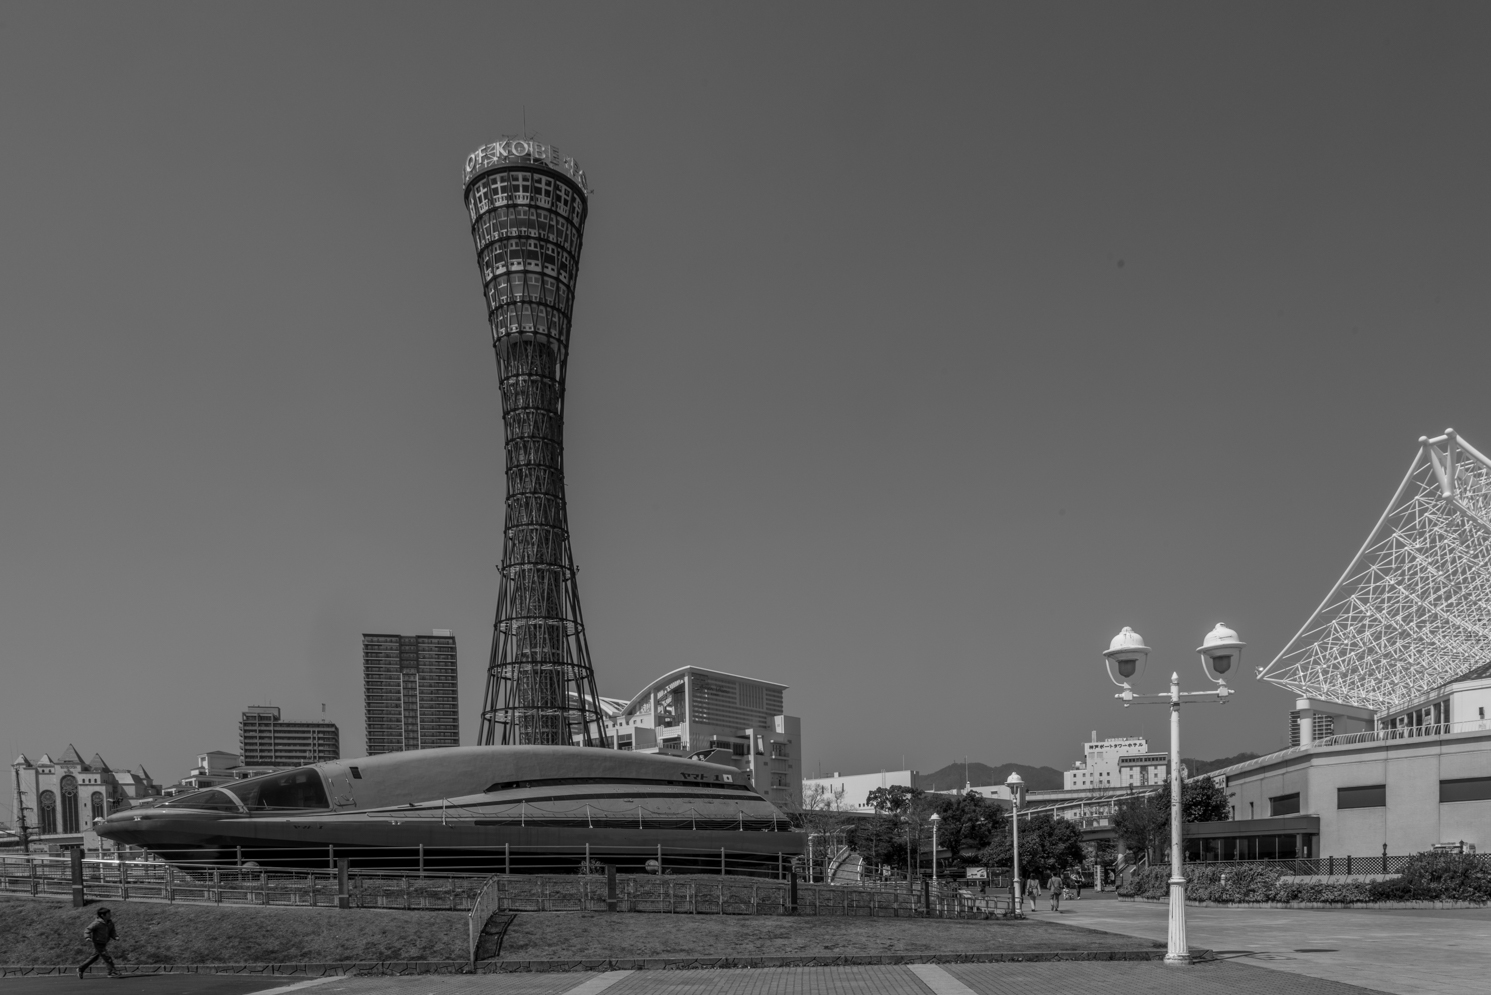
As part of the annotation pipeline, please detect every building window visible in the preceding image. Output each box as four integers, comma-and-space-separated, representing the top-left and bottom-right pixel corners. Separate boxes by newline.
1337, 784, 1386, 809
1440, 776, 1491, 803
90, 792, 106, 823
38, 790, 57, 834
770, 742, 790, 759
60, 775, 80, 833
1269, 792, 1300, 816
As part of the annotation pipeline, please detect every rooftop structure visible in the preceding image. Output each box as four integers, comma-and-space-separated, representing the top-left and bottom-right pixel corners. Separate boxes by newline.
461, 138, 607, 747
1262, 430, 1491, 711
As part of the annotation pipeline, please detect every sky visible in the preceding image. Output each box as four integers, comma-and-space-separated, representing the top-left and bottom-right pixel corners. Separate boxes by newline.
4, 3, 1491, 818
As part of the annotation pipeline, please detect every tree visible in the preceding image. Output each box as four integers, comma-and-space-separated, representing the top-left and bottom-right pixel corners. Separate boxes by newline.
865, 784, 922, 815
787, 783, 852, 883
1113, 793, 1168, 865
845, 786, 928, 879
978, 811, 1084, 879
1114, 777, 1233, 864
931, 791, 1007, 870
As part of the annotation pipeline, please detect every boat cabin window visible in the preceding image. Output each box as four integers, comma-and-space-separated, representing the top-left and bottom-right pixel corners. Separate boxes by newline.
225, 768, 331, 811
160, 789, 243, 813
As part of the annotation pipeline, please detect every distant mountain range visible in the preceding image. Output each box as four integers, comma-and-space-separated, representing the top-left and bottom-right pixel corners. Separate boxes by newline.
1183, 752, 1261, 776
912, 752, 1263, 793
915, 762, 1065, 792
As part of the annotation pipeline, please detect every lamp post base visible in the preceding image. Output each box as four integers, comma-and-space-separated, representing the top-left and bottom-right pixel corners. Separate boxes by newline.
1164, 876, 1190, 965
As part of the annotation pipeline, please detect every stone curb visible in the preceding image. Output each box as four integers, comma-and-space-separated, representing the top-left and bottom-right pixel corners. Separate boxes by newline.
1119, 895, 1490, 910
1, 950, 1182, 976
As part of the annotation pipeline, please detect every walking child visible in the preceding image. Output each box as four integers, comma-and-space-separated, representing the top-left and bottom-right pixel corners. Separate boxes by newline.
78, 907, 120, 978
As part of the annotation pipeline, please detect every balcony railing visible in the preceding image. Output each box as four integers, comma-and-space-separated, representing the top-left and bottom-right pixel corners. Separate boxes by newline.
1322, 719, 1491, 746
1208, 718, 1491, 781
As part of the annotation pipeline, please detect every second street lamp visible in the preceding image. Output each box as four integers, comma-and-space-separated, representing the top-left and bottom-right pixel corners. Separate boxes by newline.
1102, 623, 1242, 965
1005, 771, 1026, 915
930, 812, 941, 882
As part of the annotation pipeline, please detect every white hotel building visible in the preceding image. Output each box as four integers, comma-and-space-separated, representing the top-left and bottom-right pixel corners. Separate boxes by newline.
1063, 733, 1169, 790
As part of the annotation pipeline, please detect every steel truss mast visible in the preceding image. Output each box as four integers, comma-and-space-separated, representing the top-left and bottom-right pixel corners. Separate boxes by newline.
1261, 429, 1491, 711
462, 140, 608, 748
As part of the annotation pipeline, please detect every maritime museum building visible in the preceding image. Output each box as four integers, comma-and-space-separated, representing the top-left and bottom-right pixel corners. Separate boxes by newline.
596, 667, 803, 810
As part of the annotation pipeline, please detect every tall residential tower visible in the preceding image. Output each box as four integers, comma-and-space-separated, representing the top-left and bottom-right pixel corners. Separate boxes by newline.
362, 631, 459, 754
461, 139, 608, 747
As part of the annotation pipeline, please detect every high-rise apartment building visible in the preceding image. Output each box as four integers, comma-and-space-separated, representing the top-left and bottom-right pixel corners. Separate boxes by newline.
362, 631, 459, 754
238, 706, 340, 768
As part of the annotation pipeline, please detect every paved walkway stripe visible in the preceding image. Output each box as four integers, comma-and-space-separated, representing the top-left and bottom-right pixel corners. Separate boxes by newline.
907, 964, 978, 995
249, 979, 342, 995
563, 970, 635, 995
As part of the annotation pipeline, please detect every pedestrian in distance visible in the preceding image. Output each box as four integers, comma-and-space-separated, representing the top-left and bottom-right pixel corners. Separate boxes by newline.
78, 906, 121, 978
1048, 872, 1062, 912
1074, 871, 1083, 900
1025, 875, 1041, 913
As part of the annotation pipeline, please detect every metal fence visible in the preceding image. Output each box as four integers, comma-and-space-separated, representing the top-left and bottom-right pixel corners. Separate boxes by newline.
0, 852, 1014, 919
1181, 853, 1488, 875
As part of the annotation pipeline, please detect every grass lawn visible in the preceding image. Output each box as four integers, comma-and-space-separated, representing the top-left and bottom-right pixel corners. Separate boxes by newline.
498, 911, 1161, 960
0, 895, 1158, 967
0, 897, 468, 966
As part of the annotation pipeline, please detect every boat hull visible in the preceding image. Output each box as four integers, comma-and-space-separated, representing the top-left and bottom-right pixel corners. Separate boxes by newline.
99, 745, 803, 873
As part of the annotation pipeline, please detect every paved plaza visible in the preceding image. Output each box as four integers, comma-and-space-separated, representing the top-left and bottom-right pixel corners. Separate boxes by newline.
0, 960, 1387, 995
1040, 894, 1490, 995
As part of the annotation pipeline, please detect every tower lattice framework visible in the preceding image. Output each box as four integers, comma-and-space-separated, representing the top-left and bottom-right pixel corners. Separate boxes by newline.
462, 139, 608, 747
1261, 429, 1491, 712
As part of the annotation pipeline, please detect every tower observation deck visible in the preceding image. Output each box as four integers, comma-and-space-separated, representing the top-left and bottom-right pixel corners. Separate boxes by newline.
462, 139, 607, 747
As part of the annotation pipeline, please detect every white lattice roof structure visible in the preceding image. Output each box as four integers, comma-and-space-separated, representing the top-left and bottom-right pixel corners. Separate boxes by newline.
1260, 430, 1491, 712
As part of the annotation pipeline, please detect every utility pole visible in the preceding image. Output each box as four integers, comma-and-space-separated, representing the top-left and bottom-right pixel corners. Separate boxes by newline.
13, 767, 32, 854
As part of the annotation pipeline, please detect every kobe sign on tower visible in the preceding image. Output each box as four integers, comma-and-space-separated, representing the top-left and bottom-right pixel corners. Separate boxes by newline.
462, 138, 608, 748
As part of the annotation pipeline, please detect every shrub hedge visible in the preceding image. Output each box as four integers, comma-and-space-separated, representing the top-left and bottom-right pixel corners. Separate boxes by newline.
1116, 852, 1491, 904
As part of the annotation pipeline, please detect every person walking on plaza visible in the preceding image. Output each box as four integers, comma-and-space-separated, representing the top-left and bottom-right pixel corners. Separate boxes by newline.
1073, 870, 1083, 899
1048, 872, 1063, 912
1025, 874, 1041, 913
78, 907, 120, 978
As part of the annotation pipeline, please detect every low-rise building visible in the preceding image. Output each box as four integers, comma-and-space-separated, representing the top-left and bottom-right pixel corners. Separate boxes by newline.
9, 747, 160, 850
597, 667, 802, 810
1185, 666, 1491, 861
166, 751, 243, 795
802, 770, 920, 813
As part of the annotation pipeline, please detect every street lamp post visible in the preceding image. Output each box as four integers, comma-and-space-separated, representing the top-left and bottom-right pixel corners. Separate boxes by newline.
930, 812, 941, 882
1102, 623, 1243, 966
1005, 771, 1026, 915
